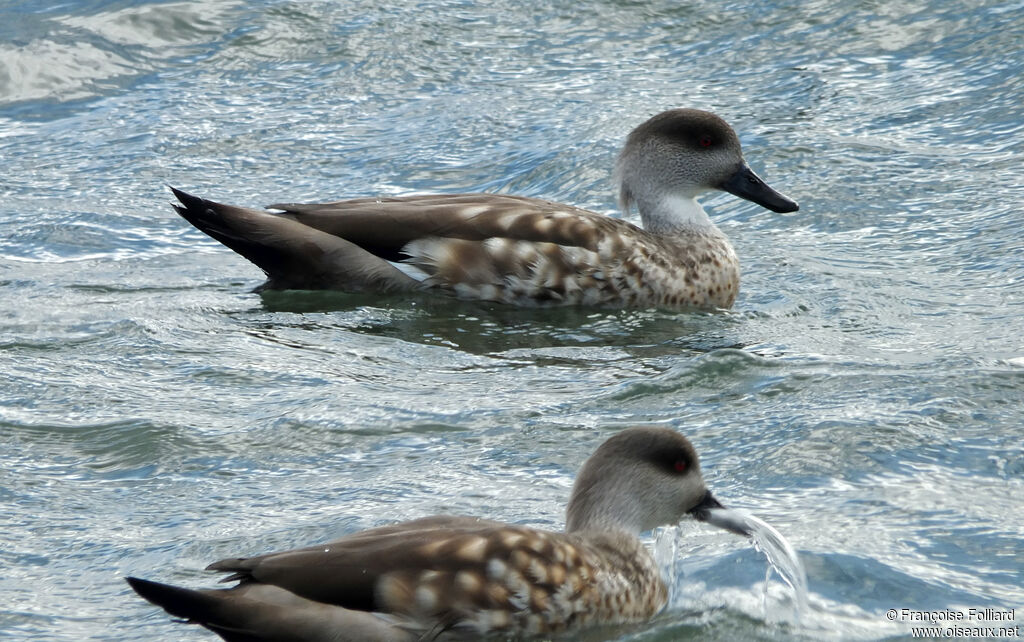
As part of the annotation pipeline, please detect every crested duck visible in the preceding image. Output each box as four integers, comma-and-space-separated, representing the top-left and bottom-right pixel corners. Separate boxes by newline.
170, 109, 798, 309
127, 427, 757, 640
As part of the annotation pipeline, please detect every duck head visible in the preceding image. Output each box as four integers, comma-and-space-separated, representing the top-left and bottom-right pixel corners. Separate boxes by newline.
615, 109, 798, 233
565, 426, 752, 537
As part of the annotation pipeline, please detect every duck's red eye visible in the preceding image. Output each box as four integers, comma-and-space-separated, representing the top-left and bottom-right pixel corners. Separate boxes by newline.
698, 136, 713, 148
674, 460, 687, 473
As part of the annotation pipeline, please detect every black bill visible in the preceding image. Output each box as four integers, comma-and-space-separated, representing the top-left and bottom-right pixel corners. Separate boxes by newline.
721, 162, 799, 213
687, 491, 753, 537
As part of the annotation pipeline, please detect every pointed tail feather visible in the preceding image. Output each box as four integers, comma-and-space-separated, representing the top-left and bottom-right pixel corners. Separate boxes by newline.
126, 577, 278, 641
126, 576, 222, 622
126, 576, 415, 642
169, 187, 421, 293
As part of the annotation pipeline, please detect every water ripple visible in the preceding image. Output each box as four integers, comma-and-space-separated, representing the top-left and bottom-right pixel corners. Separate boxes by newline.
1, 0, 1023, 640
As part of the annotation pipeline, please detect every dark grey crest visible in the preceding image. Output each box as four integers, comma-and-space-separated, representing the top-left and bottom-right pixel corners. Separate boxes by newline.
627, 108, 740, 152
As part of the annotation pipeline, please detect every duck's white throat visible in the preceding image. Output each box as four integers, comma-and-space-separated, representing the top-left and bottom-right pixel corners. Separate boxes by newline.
640, 193, 715, 234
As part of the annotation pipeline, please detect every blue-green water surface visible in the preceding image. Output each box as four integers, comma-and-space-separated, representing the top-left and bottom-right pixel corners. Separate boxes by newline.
1, 1, 1022, 640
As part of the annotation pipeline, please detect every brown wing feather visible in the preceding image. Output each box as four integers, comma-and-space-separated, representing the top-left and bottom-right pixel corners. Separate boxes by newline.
205, 516, 666, 635
205, 516, 505, 612
267, 194, 635, 258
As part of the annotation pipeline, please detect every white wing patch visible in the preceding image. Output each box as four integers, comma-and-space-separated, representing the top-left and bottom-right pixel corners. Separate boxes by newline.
453, 204, 491, 219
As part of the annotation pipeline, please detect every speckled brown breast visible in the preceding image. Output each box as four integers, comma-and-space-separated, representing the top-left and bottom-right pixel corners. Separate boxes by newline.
403, 214, 740, 310
372, 527, 667, 637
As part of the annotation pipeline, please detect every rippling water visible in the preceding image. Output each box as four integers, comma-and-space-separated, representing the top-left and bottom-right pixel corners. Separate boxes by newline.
1, 1, 1022, 640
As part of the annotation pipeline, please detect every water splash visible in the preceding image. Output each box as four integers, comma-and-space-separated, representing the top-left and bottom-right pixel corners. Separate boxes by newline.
709, 507, 809, 621
653, 524, 680, 581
